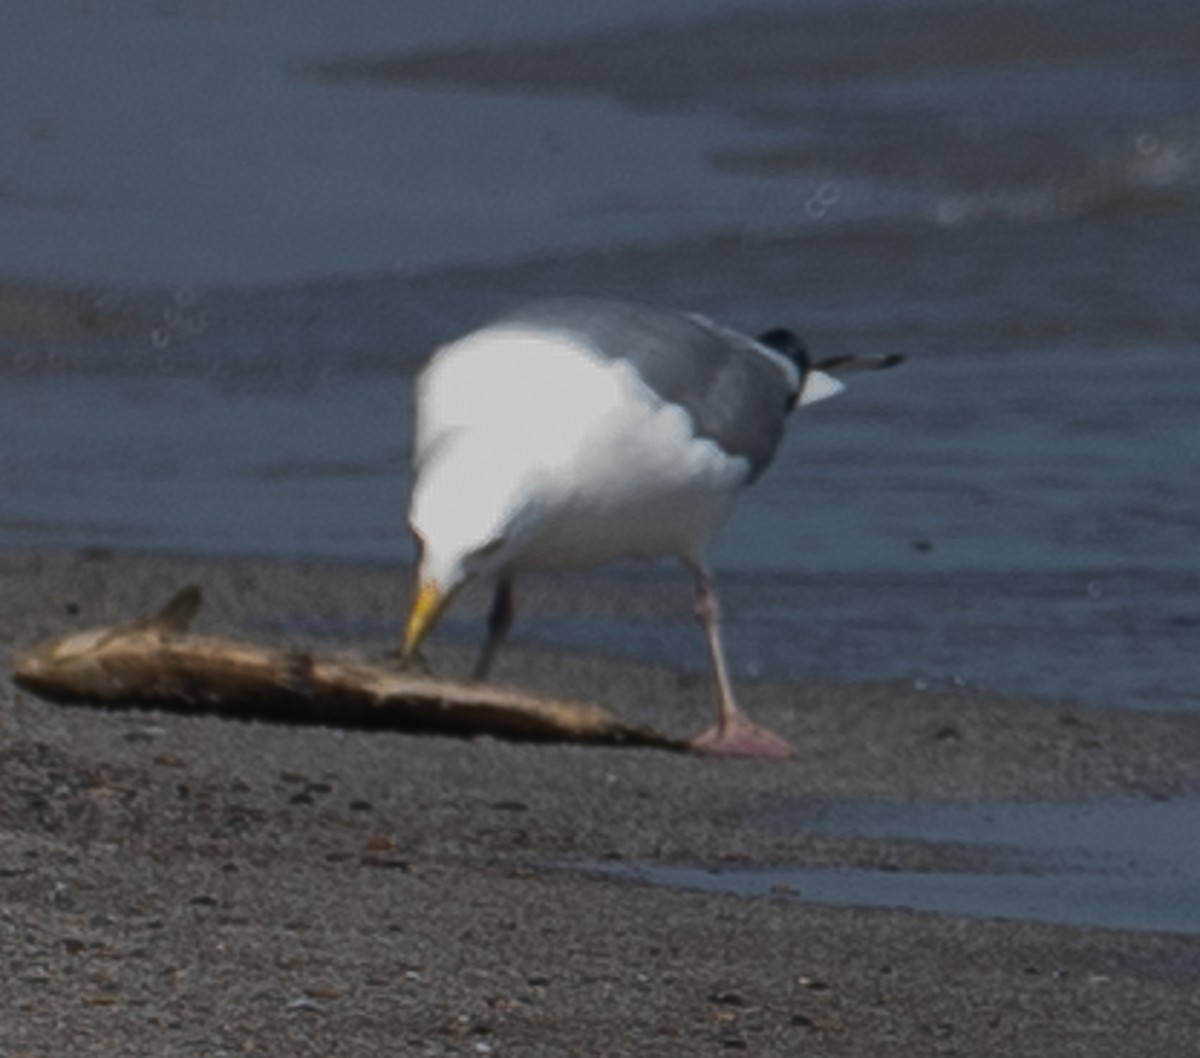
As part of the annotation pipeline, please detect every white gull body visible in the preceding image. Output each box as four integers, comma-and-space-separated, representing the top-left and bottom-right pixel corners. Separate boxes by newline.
415, 331, 745, 576
402, 296, 891, 758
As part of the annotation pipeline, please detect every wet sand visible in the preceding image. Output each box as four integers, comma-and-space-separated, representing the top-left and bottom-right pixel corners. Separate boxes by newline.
3, 549, 1199, 1055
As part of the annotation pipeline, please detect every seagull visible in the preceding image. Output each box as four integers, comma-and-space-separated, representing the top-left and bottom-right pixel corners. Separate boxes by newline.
400, 296, 901, 759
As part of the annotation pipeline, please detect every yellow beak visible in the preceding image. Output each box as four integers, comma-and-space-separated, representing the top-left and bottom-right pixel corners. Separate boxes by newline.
401, 579, 450, 661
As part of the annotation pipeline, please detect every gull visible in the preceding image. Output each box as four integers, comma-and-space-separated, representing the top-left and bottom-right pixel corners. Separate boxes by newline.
400, 296, 901, 758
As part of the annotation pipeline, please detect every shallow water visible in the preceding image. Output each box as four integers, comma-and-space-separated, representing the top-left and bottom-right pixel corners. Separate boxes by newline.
0, 1, 1197, 711
577, 799, 1200, 935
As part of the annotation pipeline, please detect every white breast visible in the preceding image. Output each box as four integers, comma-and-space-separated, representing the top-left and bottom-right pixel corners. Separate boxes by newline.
412, 327, 751, 572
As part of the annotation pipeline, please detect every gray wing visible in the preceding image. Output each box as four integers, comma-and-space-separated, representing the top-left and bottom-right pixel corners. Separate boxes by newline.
490, 297, 796, 481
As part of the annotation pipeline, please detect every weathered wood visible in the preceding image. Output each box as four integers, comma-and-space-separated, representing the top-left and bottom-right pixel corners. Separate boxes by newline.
12, 587, 687, 751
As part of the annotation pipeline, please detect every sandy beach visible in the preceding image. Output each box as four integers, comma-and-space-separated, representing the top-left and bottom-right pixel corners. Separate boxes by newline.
3, 549, 1198, 1056
3, 4, 1199, 1052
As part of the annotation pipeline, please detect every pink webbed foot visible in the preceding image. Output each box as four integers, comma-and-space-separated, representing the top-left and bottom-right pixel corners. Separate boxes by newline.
690, 713, 793, 760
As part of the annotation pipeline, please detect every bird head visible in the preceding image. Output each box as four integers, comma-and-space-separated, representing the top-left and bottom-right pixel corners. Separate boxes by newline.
400, 528, 510, 663
400, 435, 523, 664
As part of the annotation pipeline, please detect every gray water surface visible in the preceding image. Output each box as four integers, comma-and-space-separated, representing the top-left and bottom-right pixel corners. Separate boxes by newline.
1, 0, 1197, 712
578, 800, 1200, 935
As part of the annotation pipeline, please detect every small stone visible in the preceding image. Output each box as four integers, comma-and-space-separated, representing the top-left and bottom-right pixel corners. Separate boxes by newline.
286, 996, 322, 1013
708, 991, 745, 1006
360, 838, 409, 870
124, 725, 166, 743
84, 993, 120, 1006
153, 753, 187, 769
361, 857, 409, 871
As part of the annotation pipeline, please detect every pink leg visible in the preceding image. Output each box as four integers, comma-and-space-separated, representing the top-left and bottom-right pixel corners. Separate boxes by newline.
684, 560, 792, 760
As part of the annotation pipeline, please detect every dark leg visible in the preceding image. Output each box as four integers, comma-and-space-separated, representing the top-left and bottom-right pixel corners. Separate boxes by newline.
684, 559, 792, 760
472, 577, 514, 681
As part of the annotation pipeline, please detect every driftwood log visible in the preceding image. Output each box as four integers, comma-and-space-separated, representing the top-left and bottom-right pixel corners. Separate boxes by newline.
12, 587, 687, 751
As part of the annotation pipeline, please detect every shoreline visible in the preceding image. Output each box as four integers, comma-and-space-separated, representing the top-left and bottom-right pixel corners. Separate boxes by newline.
3, 548, 1199, 1054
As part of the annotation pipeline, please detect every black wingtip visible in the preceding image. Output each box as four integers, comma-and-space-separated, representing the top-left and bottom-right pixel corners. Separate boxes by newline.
815, 352, 906, 374
756, 327, 811, 371
759, 327, 906, 377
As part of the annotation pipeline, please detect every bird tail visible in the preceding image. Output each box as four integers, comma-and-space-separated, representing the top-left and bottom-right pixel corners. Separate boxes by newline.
798, 353, 904, 407
797, 370, 844, 406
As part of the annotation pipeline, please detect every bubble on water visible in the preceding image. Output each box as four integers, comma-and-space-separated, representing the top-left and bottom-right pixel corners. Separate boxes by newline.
149, 288, 209, 349
1087, 580, 1104, 599
1135, 132, 1160, 157
815, 181, 841, 207
802, 181, 842, 218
